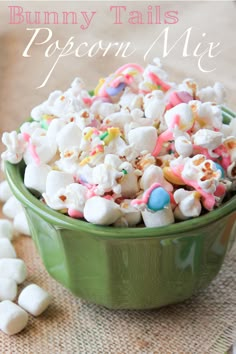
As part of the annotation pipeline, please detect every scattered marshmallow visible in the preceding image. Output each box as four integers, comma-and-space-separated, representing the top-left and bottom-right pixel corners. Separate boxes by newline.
0, 180, 13, 202
13, 211, 31, 236
0, 239, 17, 258
0, 219, 14, 240
2, 196, 24, 219
0, 258, 27, 284
0, 277, 17, 301
0, 300, 28, 335
18, 284, 52, 317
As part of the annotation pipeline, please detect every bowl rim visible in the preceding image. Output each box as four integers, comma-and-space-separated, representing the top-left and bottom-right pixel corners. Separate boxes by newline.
4, 160, 236, 239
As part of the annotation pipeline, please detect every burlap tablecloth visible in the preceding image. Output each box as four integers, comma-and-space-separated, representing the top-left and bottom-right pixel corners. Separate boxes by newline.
0, 1, 235, 352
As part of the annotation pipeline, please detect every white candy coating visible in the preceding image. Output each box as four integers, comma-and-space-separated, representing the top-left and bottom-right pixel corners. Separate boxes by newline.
0, 239, 17, 259
18, 284, 52, 317
0, 180, 13, 202
13, 212, 31, 236
2, 196, 23, 219
84, 196, 121, 225
0, 258, 27, 284
0, 219, 14, 240
56, 122, 82, 152
0, 278, 17, 301
0, 300, 28, 335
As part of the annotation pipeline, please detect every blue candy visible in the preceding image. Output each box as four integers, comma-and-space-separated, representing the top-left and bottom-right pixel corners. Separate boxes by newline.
106, 82, 126, 96
147, 187, 170, 212
214, 162, 225, 178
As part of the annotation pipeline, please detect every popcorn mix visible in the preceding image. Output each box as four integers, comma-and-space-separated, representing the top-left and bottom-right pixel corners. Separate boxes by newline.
1, 59, 236, 228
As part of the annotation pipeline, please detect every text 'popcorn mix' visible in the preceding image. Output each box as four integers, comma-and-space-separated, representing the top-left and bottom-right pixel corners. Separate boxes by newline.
2, 58, 236, 227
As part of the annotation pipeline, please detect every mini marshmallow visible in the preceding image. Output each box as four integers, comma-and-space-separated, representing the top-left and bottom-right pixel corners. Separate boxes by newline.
84, 196, 121, 225
0, 300, 28, 335
0, 180, 13, 202
18, 284, 52, 316
13, 211, 31, 236
142, 206, 174, 227
0, 259, 27, 284
0, 239, 17, 258
0, 219, 14, 240
24, 163, 51, 195
127, 126, 157, 155
56, 122, 82, 152
2, 196, 23, 219
0, 278, 17, 301
45, 170, 74, 197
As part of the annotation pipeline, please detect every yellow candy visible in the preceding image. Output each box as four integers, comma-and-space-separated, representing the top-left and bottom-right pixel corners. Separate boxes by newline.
163, 166, 185, 185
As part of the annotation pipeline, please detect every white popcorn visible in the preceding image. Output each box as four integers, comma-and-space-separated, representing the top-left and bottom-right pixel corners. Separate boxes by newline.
127, 126, 157, 156
1, 131, 26, 164
0, 239, 17, 259
190, 101, 223, 131
119, 200, 142, 226
13, 212, 31, 236
24, 163, 51, 195
193, 129, 223, 150
175, 135, 193, 157
119, 162, 139, 198
165, 103, 194, 131
2, 196, 24, 219
92, 164, 122, 195
84, 196, 121, 225
0, 278, 17, 301
197, 82, 226, 104
18, 284, 52, 317
140, 165, 173, 192
142, 206, 174, 227
0, 219, 14, 240
174, 189, 202, 220
0, 259, 27, 284
143, 90, 165, 120
0, 180, 13, 202
0, 300, 28, 335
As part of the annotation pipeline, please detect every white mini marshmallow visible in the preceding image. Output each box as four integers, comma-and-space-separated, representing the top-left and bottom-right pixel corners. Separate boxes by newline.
24, 163, 51, 195
56, 122, 82, 152
127, 126, 157, 155
18, 284, 52, 316
0, 239, 16, 258
84, 196, 121, 225
0, 219, 14, 240
0, 278, 17, 301
0, 180, 13, 202
2, 196, 23, 219
0, 300, 28, 335
142, 206, 174, 227
45, 170, 74, 197
13, 212, 31, 236
0, 259, 27, 284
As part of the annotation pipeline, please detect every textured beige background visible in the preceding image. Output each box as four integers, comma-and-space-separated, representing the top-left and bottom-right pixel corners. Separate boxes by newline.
0, 1, 235, 353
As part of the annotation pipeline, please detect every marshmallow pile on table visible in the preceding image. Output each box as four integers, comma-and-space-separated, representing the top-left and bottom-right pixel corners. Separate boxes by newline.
0, 182, 51, 335
1, 58, 236, 227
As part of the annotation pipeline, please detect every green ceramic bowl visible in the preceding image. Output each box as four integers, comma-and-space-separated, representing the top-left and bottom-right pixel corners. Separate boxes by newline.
4, 106, 236, 310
